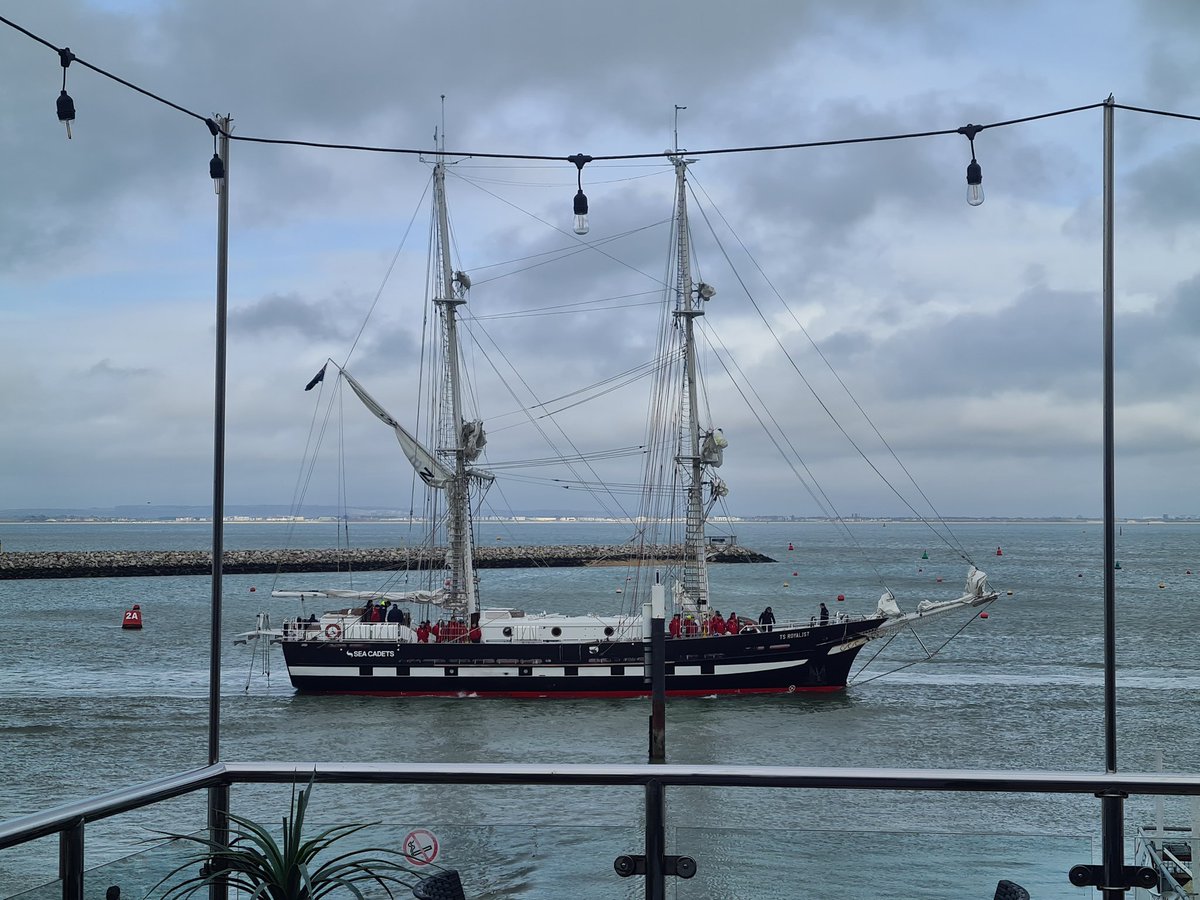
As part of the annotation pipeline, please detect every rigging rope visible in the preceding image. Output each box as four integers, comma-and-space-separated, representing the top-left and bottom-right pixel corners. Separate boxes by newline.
849, 611, 986, 687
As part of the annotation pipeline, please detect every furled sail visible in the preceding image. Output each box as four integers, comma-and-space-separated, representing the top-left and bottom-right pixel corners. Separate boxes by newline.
461, 420, 487, 461
340, 369, 454, 488
701, 428, 727, 467
272, 588, 449, 604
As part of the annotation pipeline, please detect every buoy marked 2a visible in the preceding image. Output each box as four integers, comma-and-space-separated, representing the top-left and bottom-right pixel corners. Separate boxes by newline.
403, 828, 439, 866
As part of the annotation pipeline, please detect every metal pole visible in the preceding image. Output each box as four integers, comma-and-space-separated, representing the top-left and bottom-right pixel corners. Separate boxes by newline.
645, 779, 665, 900
58, 821, 83, 900
208, 114, 230, 768
208, 781, 230, 900
208, 115, 231, 900
649, 583, 666, 762
1100, 93, 1125, 900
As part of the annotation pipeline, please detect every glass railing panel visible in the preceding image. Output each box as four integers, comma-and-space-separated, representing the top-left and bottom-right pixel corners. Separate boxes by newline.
6, 789, 1199, 900
673, 826, 1094, 899
6, 881, 59, 900
67, 824, 643, 900
2, 835, 62, 900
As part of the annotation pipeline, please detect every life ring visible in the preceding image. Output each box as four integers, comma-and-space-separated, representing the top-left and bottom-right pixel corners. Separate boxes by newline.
739, 624, 760, 634
324, 622, 342, 641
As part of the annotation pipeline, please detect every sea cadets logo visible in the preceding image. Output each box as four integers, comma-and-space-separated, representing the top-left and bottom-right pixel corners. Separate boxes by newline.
346, 650, 393, 658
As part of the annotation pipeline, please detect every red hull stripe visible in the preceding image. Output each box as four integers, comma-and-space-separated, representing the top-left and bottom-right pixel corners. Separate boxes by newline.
299, 685, 846, 699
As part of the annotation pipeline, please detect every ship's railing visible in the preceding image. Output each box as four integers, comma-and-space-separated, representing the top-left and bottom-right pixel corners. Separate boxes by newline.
5, 762, 1200, 899
1134, 822, 1198, 899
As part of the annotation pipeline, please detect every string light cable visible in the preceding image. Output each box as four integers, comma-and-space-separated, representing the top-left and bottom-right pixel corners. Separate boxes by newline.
5, 12, 1199, 218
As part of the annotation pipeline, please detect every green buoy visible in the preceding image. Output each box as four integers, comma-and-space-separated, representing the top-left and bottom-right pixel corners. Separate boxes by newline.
921, 550, 929, 560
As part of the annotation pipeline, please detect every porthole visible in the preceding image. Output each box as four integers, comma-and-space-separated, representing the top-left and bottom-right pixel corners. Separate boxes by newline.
502, 626, 513, 637
603, 626, 614, 637
551, 626, 562, 637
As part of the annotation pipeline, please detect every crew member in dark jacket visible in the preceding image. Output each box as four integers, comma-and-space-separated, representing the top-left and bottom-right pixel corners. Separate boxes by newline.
758, 606, 775, 631
819, 602, 829, 625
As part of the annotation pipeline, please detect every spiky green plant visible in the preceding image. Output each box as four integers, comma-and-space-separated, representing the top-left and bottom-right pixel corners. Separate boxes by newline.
147, 781, 432, 900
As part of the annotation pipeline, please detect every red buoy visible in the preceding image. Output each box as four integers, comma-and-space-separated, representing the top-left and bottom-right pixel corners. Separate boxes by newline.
836, 593, 845, 602
979, 612, 989, 619
122, 605, 143, 630
996, 546, 1003, 556
787, 542, 794, 551
249, 586, 256, 592
792, 571, 798, 576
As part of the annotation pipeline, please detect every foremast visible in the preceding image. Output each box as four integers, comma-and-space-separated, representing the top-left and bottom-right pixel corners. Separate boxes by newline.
432, 157, 478, 622
671, 155, 710, 611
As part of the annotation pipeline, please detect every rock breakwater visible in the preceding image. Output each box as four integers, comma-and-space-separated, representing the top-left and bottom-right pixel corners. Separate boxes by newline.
0, 544, 773, 580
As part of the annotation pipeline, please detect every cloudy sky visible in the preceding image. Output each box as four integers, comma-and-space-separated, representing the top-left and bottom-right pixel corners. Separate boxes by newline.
2, 1, 1200, 519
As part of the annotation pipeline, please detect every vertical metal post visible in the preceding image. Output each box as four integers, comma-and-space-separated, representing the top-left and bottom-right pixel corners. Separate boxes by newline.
1100, 94, 1125, 900
58, 821, 83, 900
208, 114, 230, 768
645, 779, 666, 900
208, 114, 231, 900
649, 583, 666, 763
208, 781, 230, 900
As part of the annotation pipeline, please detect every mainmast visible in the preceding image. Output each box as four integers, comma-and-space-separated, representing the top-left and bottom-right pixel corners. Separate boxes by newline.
432, 155, 478, 621
670, 155, 709, 610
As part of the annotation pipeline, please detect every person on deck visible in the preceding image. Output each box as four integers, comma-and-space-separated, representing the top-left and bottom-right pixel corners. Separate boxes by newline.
726, 611, 740, 634
431, 620, 442, 642
819, 602, 830, 625
386, 603, 402, 624
369, 603, 383, 624
711, 611, 727, 635
416, 621, 430, 643
758, 606, 775, 631
669, 613, 681, 638
683, 615, 698, 637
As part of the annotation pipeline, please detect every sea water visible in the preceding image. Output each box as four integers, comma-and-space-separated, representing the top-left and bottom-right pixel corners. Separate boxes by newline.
1, 520, 1198, 898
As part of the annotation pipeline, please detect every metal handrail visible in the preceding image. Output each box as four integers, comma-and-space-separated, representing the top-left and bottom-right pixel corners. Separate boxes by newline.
6, 760, 1200, 853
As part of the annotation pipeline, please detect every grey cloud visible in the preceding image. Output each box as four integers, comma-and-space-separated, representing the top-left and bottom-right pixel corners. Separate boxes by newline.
230, 291, 359, 340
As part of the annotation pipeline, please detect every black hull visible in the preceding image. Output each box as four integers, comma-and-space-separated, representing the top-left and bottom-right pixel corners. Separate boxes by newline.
280, 618, 885, 698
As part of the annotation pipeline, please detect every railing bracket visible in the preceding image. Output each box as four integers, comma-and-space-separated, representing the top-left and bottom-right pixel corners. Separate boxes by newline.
1067, 863, 1158, 890
614, 854, 697, 879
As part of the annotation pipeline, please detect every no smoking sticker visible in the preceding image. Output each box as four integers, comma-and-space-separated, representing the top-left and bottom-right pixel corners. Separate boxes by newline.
403, 828, 439, 866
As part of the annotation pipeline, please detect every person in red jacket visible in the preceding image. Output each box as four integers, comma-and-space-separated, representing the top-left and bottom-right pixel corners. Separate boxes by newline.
711, 611, 727, 635
726, 611, 739, 634
416, 621, 430, 643
683, 615, 699, 637
668, 613, 681, 638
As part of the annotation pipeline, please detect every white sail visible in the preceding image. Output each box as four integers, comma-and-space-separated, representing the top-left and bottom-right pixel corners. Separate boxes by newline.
340, 369, 454, 488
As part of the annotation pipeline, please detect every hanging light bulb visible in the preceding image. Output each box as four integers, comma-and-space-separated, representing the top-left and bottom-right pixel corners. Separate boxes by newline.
209, 153, 225, 194
573, 189, 589, 235
56, 48, 76, 139
56, 90, 75, 139
957, 123, 984, 208
567, 153, 593, 235
206, 117, 225, 194
966, 158, 984, 207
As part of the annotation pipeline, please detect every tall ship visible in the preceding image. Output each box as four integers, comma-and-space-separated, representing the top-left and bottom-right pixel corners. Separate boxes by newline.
253, 146, 997, 698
